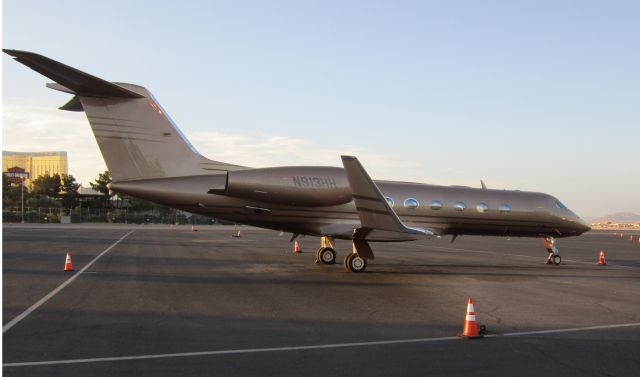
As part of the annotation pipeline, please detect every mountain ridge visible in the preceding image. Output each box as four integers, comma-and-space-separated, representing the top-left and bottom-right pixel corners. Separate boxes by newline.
587, 212, 640, 224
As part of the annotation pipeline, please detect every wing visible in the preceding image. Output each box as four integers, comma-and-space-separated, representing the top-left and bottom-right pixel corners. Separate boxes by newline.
341, 155, 435, 241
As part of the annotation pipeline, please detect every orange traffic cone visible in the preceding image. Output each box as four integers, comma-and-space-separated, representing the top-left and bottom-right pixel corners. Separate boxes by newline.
191, 225, 197, 232
620, 233, 624, 238
598, 249, 606, 266
64, 252, 74, 272
460, 297, 483, 339
232, 229, 241, 238
294, 240, 302, 254
629, 235, 634, 241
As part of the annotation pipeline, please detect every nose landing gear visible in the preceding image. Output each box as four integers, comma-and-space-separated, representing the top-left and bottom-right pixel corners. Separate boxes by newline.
544, 236, 562, 265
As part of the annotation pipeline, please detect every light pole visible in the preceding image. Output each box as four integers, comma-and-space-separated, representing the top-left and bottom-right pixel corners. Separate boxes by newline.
21, 177, 24, 223
19, 174, 29, 223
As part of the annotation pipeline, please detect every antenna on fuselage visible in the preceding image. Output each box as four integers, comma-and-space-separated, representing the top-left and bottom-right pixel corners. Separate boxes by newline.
480, 180, 487, 190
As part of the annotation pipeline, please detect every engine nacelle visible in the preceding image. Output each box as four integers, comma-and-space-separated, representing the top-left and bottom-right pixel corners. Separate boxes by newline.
212, 166, 352, 207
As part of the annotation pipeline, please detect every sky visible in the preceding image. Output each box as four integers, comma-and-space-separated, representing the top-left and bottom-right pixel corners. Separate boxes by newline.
2, 0, 639, 218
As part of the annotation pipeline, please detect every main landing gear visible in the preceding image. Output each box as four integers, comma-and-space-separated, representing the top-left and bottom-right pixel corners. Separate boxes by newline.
343, 238, 374, 273
315, 236, 374, 273
543, 236, 562, 265
344, 252, 367, 273
316, 236, 337, 265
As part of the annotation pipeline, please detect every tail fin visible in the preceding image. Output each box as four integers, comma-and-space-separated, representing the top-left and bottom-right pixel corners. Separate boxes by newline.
4, 49, 245, 182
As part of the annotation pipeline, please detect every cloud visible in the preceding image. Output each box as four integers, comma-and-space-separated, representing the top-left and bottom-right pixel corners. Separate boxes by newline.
2, 102, 106, 185
189, 131, 409, 172
3, 103, 414, 184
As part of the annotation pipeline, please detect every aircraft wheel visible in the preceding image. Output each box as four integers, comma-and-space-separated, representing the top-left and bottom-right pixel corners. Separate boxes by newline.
552, 255, 562, 265
344, 253, 367, 273
318, 247, 336, 264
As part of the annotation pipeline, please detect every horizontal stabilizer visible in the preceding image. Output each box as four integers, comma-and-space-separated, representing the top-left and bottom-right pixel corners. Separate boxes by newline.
341, 155, 433, 240
3, 49, 142, 98
46, 82, 76, 94
58, 96, 84, 111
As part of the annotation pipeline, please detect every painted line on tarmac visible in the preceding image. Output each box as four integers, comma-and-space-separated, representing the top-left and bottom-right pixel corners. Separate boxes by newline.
4, 322, 640, 368
489, 322, 640, 337
408, 244, 637, 270
2, 230, 134, 334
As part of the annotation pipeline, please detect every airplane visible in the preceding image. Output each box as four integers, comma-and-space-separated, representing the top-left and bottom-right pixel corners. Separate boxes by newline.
3, 49, 591, 273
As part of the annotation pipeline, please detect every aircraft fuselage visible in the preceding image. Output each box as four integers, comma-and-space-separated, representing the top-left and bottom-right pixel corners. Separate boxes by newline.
110, 169, 590, 241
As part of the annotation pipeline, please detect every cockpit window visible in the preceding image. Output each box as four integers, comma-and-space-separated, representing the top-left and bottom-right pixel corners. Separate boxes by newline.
554, 200, 567, 209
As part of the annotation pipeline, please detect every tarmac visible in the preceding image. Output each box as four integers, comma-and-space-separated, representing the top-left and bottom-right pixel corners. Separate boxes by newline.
3, 224, 640, 376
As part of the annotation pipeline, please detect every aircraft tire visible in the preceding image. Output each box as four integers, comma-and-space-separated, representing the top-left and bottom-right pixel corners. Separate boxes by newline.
318, 247, 336, 264
344, 253, 367, 273
552, 255, 562, 265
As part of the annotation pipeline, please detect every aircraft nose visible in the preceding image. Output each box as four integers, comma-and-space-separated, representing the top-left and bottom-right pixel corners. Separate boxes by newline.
560, 214, 591, 235
578, 217, 591, 234
575, 217, 591, 234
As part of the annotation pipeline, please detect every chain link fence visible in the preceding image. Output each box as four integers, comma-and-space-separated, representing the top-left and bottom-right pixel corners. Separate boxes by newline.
2, 207, 229, 225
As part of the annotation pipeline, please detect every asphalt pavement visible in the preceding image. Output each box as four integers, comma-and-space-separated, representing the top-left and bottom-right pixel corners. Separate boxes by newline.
3, 224, 639, 376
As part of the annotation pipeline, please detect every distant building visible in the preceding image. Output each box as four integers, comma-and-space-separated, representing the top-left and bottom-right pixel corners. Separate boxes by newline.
78, 185, 101, 197
2, 151, 68, 189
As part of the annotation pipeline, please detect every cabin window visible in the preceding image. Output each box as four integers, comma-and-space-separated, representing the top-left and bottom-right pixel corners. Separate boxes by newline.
499, 204, 511, 213
404, 198, 419, 209
453, 201, 466, 211
430, 200, 443, 210
476, 203, 489, 213
385, 196, 395, 207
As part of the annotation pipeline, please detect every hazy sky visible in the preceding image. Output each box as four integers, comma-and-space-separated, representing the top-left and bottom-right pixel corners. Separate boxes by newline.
2, 0, 639, 217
